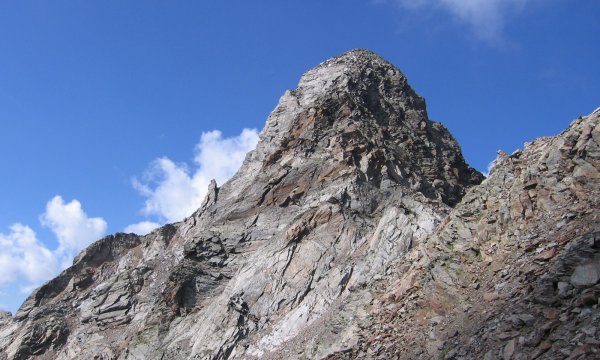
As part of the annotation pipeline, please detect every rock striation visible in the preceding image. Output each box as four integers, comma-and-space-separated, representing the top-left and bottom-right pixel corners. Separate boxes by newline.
1, 49, 598, 360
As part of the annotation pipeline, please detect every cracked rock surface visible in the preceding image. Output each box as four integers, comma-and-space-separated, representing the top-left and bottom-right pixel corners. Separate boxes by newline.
329, 108, 600, 359
1, 49, 597, 360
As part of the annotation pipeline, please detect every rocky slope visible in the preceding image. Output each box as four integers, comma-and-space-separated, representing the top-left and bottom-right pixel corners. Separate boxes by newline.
0, 49, 598, 360
334, 106, 600, 360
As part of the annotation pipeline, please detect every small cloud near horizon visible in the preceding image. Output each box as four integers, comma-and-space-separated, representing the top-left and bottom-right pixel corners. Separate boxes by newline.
124, 221, 161, 236
0, 196, 107, 301
482, 159, 496, 177
41, 196, 107, 265
127, 128, 260, 229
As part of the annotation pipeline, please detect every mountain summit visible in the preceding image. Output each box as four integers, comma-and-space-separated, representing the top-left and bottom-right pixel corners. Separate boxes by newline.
1, 50, 599, 360
238, 48, 482, 207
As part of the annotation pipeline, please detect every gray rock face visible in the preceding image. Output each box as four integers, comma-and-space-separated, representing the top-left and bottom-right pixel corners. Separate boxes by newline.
339, 109, 600, 359
0, 49, 596, 360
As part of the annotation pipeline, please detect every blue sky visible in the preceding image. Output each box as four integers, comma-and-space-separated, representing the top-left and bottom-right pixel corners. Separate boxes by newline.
0, 1, 599, 312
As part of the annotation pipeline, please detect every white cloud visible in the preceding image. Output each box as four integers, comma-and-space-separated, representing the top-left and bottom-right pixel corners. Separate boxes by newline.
482, 159, 495, 177
0, 196, 107, 297
131, 128, 259, 224
193, 128, 260, 184
124, 221, 161, 235
41, 196, 107, 262
132, 157, 206, 224
0, 224, 59, 287
391, 0, 532, 41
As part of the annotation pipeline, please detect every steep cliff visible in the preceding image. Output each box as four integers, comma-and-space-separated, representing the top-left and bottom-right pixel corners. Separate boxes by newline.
1, 49, 597, 360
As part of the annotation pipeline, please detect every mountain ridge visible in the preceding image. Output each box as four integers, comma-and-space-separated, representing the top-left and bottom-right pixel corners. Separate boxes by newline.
1, 49, 598, 360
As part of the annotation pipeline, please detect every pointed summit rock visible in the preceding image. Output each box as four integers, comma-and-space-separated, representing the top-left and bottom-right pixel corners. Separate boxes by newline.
4, 50, 596, 360
234, 48, 482, 211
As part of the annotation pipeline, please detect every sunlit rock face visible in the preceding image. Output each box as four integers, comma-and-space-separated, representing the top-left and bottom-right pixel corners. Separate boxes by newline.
3, 49, 598, 360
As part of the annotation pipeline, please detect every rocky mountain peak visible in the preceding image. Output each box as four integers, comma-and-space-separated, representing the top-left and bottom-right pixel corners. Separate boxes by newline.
295, 48, 415, 104
4, 50, 595, 360
243, 49, 483, 208
276, 48, 424, 130
298, 49, 408, 92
